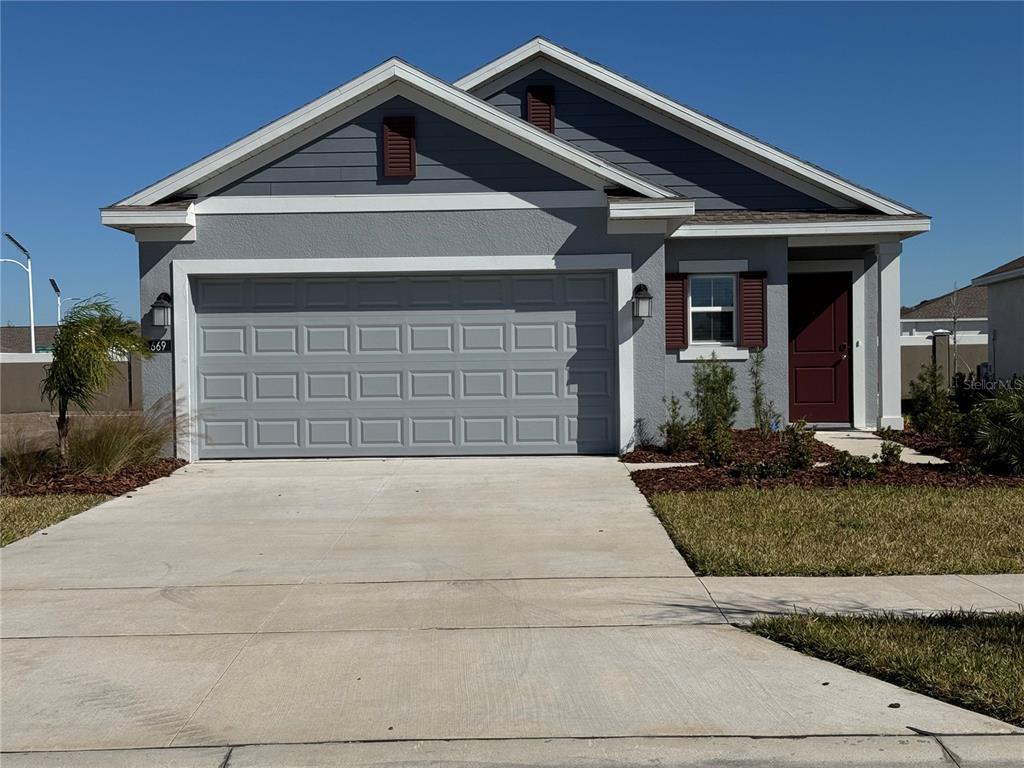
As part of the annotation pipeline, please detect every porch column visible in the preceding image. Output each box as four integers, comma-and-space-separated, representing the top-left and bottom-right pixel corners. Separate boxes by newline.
877, 241, 903, 429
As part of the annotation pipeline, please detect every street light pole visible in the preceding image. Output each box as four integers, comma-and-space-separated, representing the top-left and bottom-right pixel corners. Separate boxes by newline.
2, 232, 35, 353
49, 278, 62, 325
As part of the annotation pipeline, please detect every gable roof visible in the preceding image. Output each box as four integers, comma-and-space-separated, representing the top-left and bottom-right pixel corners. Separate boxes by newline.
901, 285, 987, 321
456, 38, 922, 217
972, 256, 1024, 286
113, 58, 676, 208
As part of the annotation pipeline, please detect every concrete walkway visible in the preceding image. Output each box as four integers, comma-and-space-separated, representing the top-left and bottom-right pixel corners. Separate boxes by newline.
2, 458, 1020, 766
814, 429, 946, 464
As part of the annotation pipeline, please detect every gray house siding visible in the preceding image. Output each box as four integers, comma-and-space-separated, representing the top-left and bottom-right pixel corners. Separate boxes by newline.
139, 207, 668, 446
661, 238, 790, 433
988, 277, 1024, 379
214, 96, 586, 196
486, 71, 833, 211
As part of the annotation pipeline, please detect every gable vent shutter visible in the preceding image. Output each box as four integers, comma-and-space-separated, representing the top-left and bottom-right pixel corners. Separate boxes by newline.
738, 271, 768, 349
665, 273, 688, 351
382, 116, 416, 177
525, 86, 555, 133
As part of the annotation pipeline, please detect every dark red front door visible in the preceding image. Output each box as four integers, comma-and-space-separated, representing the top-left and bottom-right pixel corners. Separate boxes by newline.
789, 272, 852, 423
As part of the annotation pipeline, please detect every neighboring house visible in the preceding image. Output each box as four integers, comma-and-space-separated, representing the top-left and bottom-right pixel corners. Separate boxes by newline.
972, 256, 1024, 380
899, 285, 988, 396
101, 38, 930, 460
0, 325, 141, 413
0, 324, 59, 353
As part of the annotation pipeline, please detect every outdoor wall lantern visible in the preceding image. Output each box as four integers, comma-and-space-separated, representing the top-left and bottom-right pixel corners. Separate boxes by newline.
632, 284, 653, 319
150, 293, 173, 328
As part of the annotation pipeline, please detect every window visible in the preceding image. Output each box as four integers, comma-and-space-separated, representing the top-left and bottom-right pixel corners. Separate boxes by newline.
688, 275, 735, 344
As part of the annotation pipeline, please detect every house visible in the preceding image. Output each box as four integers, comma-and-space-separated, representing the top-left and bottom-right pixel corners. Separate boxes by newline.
972, 256, 1024, 380
0, 324, 59, 353
900, 284, 988, 396
100, 38, 930, 460
0, 325, 141, 414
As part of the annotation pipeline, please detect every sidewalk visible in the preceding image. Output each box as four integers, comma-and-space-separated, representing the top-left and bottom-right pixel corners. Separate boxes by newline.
700, 574, 1023, 623
814, 430, 945, 464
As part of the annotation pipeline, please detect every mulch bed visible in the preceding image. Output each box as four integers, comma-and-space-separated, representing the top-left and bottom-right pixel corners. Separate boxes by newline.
631, 462, 1024, 495
877, 428, 977, 464
2, 458, 186, 497
622, 428, 840, 464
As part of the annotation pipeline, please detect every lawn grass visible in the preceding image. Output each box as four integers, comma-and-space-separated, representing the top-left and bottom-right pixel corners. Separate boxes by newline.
751, 611, 1024, 727
651, 486, 1024, 576
1, 494, 108, 546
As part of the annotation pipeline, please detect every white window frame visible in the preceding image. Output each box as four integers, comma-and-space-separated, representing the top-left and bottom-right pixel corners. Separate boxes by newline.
687, 274, 737, 347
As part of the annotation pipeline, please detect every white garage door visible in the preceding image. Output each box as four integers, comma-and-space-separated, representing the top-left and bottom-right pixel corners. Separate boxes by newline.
192, 273, 618, 458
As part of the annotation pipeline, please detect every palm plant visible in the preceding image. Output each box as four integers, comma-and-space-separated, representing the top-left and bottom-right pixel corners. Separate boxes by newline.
971, 386, 1024, 476
42, 298, 151, 461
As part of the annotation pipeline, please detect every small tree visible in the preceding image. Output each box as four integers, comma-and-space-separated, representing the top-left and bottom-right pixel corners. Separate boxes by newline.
42, 298, 151, 461
906, 362, 957, 435
749, 349, 781, 438
687, 353, 740, 466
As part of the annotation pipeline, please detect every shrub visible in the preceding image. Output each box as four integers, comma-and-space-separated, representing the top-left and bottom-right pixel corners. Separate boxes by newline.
876, 426, 900, 442
733, 460, 792, 480
66, 411, 173, 476
879, 440, 903, 467
969, 387, 1024, 476
782, 419, 816, 470
906, 363, 958, 436
830, 451, 878, 480
658, 395, 691, 455
687, 354, 740, 466
749, 349, 781, 438
0, 431, 55, 487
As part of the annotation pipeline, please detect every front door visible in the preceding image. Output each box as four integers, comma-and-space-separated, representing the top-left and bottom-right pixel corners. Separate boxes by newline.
788, 272, 852, 423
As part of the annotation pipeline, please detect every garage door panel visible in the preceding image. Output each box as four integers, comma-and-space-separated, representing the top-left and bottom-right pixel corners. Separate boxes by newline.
193, 274, 616, 457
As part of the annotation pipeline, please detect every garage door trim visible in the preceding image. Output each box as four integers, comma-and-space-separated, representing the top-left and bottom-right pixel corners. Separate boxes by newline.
171, 254, 635, 461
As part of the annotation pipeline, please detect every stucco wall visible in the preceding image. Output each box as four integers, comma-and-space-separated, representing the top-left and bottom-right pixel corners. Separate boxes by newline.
138, 207, 667, 446
988, 276, 1024, 379
660, 238, 789, 433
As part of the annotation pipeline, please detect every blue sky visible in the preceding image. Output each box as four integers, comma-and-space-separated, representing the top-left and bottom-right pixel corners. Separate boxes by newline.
2, 1, 1021, 324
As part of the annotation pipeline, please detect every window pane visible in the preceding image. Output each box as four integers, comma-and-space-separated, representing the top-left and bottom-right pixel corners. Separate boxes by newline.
690, 276, 734, 307
691, 277, 713, 307
691, 311, 734, 343
711, 277, 734, 307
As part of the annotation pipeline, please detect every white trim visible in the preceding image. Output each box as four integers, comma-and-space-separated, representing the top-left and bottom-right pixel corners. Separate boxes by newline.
901, 334, 988, 347
677, 347, 749, 362
788, 259, 867, 430
115, 59, 671, 208
134, 227, 196, 243
671, 218, 931, 239
170, 253, 635, 461
0, 352, 53, 363
100, 205, 195, 229
677, 259, 748, 274
876, 242, 903, 430
194, 191, 607, 215
972, 266, 1024, 287
457, 39, 920, 216
607, 199, 695, 219
900, 317, 987, 324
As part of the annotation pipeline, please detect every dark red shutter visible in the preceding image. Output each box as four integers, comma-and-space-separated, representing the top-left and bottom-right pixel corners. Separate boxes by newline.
525, 86, 555, 132
665, 273, 688, 351
738, 271, 768, 349
382, 116, 416, 177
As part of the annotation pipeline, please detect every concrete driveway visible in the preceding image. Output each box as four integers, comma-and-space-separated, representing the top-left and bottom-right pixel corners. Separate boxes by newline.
1, 457, 1019, 766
